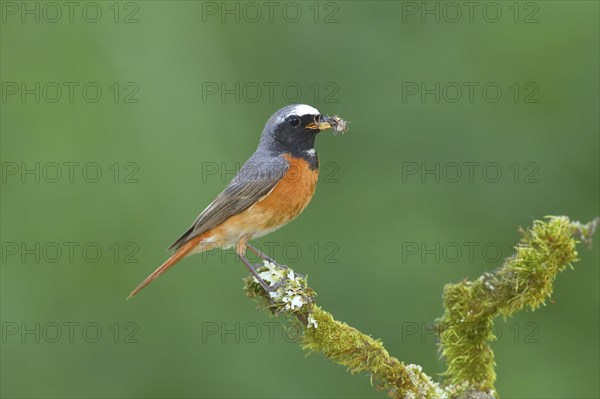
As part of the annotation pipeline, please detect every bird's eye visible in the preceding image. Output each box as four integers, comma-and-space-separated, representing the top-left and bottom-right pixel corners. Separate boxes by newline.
287, 116, 300, 127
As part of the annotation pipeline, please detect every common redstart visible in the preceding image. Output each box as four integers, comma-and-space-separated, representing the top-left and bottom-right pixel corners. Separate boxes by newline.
128, 104, 347, 298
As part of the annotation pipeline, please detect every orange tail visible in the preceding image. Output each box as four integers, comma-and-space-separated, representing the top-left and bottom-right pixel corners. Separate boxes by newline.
127, 238, 200, 299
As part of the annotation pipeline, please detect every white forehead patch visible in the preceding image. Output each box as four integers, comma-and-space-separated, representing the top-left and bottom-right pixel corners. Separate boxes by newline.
289, 104, 320, 117
272, 104, 321, 125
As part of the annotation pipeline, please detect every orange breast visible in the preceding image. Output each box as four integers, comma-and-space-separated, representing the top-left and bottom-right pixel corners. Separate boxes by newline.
251, 153, 319, 229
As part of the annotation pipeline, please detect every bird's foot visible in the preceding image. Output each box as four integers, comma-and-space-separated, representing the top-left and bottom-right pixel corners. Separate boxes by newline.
246, 244, 288, 269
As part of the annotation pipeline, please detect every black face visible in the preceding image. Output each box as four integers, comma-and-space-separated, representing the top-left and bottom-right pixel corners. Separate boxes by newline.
272, 113, 321, 153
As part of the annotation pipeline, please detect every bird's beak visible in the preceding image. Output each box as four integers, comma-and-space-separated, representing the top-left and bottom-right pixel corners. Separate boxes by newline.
306, 115, 336, 131
307, 114, 349, 135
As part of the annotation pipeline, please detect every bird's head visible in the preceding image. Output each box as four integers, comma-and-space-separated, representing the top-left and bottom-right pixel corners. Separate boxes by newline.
260, 104, 347, 154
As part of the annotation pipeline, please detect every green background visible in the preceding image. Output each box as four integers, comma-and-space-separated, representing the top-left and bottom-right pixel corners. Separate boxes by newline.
1, 1, 598, 398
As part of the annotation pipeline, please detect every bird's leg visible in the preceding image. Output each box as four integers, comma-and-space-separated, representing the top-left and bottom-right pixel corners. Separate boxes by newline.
237, 252, 272, 292
236, 239, 276, 292
246, 244, 284, 267
247, 243, 305, 280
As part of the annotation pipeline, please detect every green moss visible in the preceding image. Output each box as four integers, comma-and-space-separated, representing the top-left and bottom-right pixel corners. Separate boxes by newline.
244, 263, 447, 398
303, 306, 446, 398
436, 216, 594, 393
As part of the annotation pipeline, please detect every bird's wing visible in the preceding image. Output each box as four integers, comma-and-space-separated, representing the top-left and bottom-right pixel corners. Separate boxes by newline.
167, 155, 289, 251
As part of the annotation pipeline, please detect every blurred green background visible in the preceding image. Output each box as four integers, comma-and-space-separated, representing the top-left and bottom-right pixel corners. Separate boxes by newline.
1, 1, 598, 398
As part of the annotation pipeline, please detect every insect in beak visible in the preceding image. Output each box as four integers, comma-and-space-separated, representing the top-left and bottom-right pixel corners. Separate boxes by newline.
306, 115, 349, 135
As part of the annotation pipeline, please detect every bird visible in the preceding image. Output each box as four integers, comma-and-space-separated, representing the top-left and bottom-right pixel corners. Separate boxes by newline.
128, 104, 347, 299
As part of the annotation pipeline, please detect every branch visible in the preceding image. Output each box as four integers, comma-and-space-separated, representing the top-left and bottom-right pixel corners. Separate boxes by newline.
244, 266, 451, 398
243, 216, 598, 398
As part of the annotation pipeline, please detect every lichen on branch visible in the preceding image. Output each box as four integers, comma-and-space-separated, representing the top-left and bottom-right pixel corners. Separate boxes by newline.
243, 216, 598, 399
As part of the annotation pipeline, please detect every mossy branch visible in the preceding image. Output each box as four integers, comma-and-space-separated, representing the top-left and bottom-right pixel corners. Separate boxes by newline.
435, 216, 599, 392
243, 216, 598, 398
245, 267, 450, 398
